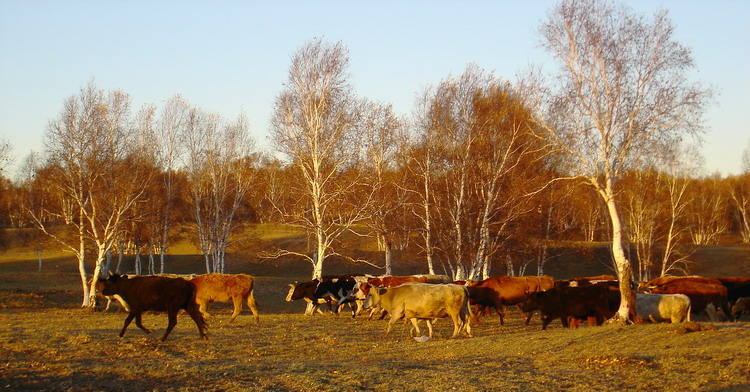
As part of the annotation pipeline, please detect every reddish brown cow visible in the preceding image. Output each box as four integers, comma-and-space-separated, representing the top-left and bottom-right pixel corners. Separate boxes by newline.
647, 280, 732, 321
96, 274, 208, 341
464, 275, 554, 325
190, 273, 260, 324
521, 284, 613, 330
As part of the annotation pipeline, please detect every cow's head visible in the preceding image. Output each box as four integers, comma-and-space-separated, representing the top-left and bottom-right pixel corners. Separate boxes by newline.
97, 273, 128, 296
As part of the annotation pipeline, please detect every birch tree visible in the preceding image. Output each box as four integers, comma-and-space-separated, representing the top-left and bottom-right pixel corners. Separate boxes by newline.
270, 38, 369, 279
183, 107, 255, 274
30, 82, 154, 307
535, 0, 712, 322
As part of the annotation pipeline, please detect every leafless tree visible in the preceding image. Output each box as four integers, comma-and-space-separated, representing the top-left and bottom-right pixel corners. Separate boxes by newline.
269, 38, 371, 279
358, 100, 406, 275
154, 95, 189, 273
534, 0, 712, 322
182, 106, 255, 274
29, 82, 155, 307
687, 175, 727, 245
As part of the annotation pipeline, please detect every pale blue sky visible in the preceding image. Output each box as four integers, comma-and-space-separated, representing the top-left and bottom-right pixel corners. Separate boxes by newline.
1, 1, 748, 177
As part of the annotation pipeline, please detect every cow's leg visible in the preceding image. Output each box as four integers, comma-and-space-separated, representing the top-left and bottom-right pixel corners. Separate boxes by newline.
541, 314, 553, 330
134, 312, 154, 334
119, 313, 136, 337
246, 291, 260, 324
186, 305, 208, 340
463, 314, 473, 337
409, 318, 422, 337
523, 310, 534, 326
495, 303, 506, 325
197, 300, 211, 320
450, 314, 460, 339
229, 297, 242, 323
161, 309, 178, 341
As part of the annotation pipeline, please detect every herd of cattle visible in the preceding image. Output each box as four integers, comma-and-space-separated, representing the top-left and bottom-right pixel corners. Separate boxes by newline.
95, 271, 750, 341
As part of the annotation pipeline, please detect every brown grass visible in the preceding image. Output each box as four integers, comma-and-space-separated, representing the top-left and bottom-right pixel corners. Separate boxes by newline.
1, 272, 750, 391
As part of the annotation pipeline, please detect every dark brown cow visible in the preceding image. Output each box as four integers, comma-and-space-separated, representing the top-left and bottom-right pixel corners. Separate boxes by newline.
521, 284, 613, 330
717, 276, 750, 304
464, 275, 554, 325
190, 273, 260, 324
647, 280, 732, 321
96, 274, 208, 341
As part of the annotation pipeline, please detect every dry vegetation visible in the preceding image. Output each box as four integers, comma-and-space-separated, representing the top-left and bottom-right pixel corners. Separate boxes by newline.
1, 269, 750, 392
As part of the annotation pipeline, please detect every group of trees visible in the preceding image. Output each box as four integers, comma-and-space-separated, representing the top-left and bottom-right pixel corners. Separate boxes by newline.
0, 0, 747, 319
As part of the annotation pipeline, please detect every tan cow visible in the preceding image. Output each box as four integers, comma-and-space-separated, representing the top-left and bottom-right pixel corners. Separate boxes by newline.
190, 273, 260, 324
364, 283, 472, 339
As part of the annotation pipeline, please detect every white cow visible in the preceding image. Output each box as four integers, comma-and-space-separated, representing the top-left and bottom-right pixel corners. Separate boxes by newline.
364, 283, 472, 339
635, 293, 691, 323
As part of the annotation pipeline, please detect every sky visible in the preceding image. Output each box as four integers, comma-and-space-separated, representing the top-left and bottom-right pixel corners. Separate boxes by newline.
1, 1, 748, 179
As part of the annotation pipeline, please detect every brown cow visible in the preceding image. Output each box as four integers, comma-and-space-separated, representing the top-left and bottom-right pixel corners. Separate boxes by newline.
465, 275, 554, 325
521, 284, 613, 330
646, 280, 732, 322
190, 273, 260, 324
96, 273, 208, 341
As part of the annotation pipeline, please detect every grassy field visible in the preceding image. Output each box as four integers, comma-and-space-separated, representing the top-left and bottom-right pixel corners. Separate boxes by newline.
1, 270, 750, 391
1, 228, 750, 391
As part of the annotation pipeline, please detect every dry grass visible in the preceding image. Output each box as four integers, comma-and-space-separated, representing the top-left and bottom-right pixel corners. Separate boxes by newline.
1, 273, 750, 392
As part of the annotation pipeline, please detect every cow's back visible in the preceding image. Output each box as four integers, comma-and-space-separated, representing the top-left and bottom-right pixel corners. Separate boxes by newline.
192, 273, 254, 302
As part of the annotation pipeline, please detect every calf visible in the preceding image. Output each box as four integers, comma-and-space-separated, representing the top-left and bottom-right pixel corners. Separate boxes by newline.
96, 273, 208, 341
635, 293, 691, 323
313, 277, 357, 317
365, 283, 472, 339
190, 273, 260, 324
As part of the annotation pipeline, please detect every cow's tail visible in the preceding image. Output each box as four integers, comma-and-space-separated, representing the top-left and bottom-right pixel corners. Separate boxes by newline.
246, 276, 260, 324
685, 298, 692, 322
462, 286, 474, 337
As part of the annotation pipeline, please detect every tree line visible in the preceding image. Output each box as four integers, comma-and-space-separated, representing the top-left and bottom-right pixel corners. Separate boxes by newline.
0, 0, 748, 316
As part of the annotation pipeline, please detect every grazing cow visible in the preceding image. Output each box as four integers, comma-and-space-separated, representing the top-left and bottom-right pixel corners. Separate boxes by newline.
464, 275, 555, 325
96, 273, 208, 341
646, 280, 732, 322
731, 297, 750, 320
635, 293, 692, 323
364, 283, 472, 339
521, 284, 612, 330
189, 273, 260, 324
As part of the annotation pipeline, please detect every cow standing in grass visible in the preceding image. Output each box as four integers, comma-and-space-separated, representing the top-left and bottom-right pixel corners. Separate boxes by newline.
190, 273, 260, 325
364, 283, 473, 339
96, 273, 208, 341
